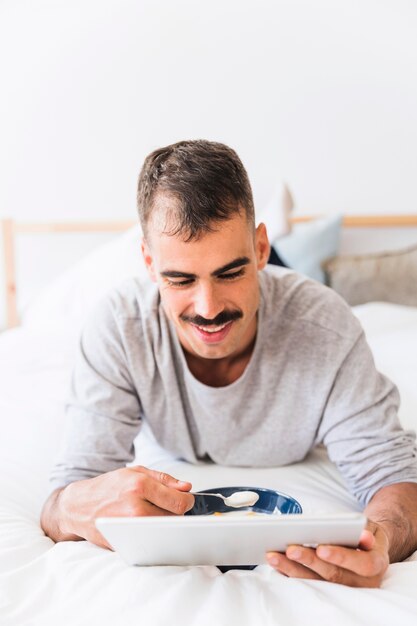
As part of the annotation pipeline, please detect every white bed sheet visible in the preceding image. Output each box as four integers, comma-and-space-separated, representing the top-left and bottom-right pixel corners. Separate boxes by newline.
1, 302, 417, 626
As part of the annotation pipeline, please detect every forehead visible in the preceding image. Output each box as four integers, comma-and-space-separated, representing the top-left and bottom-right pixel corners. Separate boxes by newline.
147, 212, 255, 271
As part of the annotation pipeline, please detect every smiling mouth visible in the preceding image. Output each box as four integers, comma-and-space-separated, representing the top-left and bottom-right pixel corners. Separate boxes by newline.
190, 320, 234, 343
193, 322, 230, 333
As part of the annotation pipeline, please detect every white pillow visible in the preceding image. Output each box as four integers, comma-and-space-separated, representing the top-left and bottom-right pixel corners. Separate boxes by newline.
22, 224, 148, 333
23, 184, 294, 333
256, 182, 294, 242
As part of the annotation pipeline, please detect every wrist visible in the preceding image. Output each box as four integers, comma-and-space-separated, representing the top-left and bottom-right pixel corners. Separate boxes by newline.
364, 483, 417, 563
40, 484, 82, 542
57, 483, 82, 541
371, 516, 411, 563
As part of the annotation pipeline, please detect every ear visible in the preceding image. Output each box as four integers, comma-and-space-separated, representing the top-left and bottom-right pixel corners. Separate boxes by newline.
255, 222, 271, 270
141, 237, 158, 283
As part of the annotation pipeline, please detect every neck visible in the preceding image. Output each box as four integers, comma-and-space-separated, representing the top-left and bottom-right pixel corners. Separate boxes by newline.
183, 318, 257, 387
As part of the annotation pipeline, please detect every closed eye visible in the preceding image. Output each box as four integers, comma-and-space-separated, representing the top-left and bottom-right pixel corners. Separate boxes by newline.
165, 278, 195, 287
218, 269, 245, 280
165, 269, 245, 288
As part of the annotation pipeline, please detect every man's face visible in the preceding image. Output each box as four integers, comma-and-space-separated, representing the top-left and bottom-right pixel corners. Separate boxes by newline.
142, 205, 270, 361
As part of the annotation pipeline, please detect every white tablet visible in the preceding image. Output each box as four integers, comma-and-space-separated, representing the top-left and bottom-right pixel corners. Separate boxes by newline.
95, 512, 367, 567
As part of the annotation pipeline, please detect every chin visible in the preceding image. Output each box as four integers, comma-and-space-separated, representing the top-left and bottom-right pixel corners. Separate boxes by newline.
190, 341, 235, 360
197, 349, 227, 360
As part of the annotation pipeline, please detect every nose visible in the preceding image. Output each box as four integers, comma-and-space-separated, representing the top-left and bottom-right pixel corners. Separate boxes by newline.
193, 281, 224, 321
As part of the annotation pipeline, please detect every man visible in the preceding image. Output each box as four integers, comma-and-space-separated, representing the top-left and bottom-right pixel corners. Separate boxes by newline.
41, 139, 417, 587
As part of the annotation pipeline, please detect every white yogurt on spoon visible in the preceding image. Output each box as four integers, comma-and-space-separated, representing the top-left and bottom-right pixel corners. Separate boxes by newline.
192, 489, 260, 509
224, 490, 259, 508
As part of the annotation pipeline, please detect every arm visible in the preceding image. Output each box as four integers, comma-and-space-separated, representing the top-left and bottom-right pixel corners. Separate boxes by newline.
266, 304, 417, 586
50, 297, 143, 490
41, 294, 194, 546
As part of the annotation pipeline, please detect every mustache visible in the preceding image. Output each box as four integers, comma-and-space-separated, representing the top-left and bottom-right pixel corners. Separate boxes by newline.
180, 310, 243, 327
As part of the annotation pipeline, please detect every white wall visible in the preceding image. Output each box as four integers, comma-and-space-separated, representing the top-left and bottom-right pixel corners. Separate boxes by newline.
1, 0, 417, 325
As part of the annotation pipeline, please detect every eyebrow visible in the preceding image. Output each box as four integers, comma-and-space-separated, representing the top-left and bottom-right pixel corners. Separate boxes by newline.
160, 256, 251, 280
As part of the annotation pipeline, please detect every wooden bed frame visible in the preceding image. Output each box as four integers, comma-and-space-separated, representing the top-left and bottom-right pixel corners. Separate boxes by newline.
2, 215, 417, 330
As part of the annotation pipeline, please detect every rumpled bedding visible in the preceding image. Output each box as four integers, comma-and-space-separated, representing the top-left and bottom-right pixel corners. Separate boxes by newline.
1, 302, 417, 626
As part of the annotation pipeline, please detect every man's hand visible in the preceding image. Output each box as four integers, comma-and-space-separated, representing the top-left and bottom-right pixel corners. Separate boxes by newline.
40, 466, 195, 549
266, 520, 390, 587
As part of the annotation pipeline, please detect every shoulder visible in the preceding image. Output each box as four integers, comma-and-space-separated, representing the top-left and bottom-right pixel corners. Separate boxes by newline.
105, 276, 159, 320
80, 277, 160, 343
260, 265, 363, 342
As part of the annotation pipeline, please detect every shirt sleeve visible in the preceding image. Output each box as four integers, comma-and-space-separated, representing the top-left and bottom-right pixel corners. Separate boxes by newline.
49, 297, 142, 493
316, 329, 417, 506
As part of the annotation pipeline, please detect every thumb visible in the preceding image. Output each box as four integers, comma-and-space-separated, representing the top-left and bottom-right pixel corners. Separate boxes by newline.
358, 528, 376, 551
130, 465, 192, 490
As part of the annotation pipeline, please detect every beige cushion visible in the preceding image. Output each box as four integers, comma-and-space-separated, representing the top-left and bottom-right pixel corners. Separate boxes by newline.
322, 244, 417, 306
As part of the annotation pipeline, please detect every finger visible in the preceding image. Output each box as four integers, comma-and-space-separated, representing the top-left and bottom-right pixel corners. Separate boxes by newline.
358, 529, 376, 551
286, 546, 361, 585
131, 466, 192, 490
138, 475, 195, 515
267, 549, 372, 587
135, 498, 178, 517
315, 543, 388, 577
266, 552, 323, 581
285, 545, 386, 586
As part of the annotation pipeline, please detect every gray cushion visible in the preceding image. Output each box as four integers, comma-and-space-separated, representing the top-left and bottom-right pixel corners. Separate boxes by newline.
322, 244, 417, 306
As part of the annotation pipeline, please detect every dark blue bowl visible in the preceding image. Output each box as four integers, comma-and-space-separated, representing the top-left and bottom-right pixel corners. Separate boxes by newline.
186, 485, 302, 517
185, 486, 302, 571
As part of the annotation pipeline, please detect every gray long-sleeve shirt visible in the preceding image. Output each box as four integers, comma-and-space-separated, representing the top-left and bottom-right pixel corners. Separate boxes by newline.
50, 266, 417, 505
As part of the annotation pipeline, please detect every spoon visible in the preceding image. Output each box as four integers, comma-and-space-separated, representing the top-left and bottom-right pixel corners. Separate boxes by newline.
191, 490, 259, 508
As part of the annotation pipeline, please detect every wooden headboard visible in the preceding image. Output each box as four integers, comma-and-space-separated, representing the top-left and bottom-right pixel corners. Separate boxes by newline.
2, 215, 417, 330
